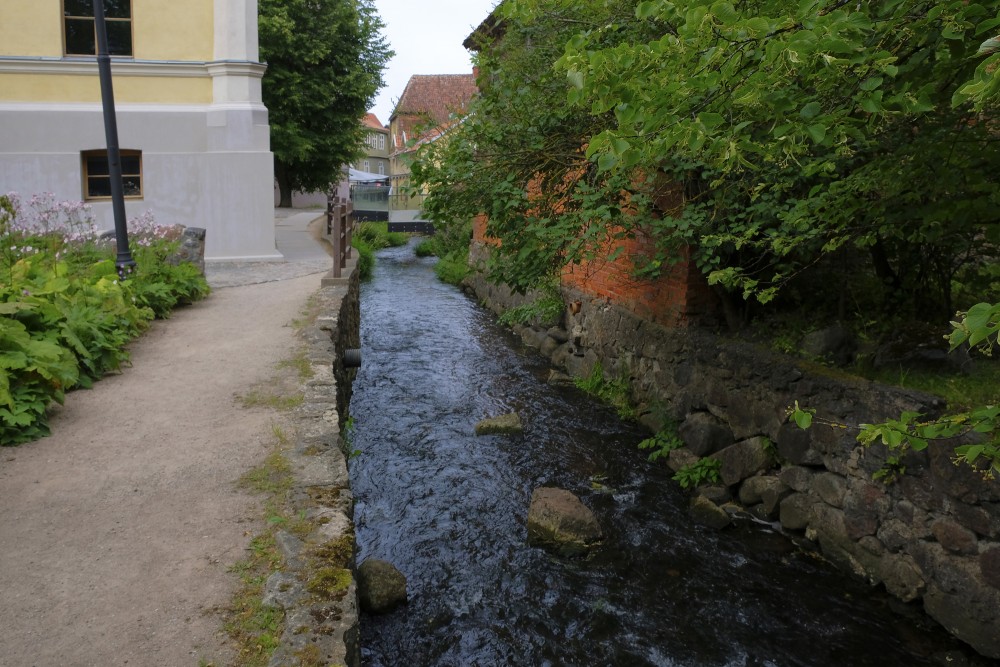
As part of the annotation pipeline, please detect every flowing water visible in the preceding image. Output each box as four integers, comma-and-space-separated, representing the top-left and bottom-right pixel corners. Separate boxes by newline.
349, 240, 979, 667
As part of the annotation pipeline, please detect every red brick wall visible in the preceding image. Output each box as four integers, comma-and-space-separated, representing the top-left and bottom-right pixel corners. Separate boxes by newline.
560, 231, 716, 328
470, 179, 718, 328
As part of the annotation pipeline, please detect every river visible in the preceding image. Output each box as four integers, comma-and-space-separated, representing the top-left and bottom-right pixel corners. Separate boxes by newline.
348, 240, 978, 667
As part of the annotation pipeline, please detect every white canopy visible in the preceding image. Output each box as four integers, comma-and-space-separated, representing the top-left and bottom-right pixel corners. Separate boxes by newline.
349, 168, 388, 183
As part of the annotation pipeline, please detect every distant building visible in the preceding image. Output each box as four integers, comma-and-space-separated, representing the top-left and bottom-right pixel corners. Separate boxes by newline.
349, 113, 390, 221
388, 74, 477, 229
0, 0, 278, 261
353, 112, 389, 179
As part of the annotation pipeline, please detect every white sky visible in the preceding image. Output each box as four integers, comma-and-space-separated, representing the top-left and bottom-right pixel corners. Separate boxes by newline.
368, 0, 500, 126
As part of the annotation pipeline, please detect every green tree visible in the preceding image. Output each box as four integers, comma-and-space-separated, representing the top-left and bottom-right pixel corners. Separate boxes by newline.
260, 0, 392, 207
414, 0, 1000, 324
411, 1, 641, 291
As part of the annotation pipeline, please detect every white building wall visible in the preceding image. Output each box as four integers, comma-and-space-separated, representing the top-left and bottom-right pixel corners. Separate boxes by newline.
0, 98, 278, 260
0, 0, 278, 261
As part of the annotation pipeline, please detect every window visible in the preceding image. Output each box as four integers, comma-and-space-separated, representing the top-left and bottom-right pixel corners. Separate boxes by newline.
363, 160, 370, 172
64, 0, 133, 57
378, 162, 385, 175
82, 150, 142, 200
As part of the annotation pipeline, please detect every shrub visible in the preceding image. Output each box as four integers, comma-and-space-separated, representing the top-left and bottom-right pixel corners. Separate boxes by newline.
0, 192, 210, 444
673, 458, 722, 489
433, 249, 470, 286
354, 221, 407, 250
352, 237, 375, 280
414, 238, 438, 258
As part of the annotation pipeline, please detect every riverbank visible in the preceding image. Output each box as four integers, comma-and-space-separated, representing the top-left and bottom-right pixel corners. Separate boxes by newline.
0, 211, 363, 667
464, 241, 1000, 661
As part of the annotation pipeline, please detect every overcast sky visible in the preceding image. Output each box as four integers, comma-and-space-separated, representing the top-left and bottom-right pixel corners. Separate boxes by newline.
368, 0, 500, 126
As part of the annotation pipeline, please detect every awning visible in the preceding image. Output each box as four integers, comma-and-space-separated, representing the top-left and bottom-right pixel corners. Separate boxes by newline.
349, 168, 389, 183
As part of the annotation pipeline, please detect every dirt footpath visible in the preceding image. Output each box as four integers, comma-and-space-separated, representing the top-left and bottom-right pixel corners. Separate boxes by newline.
0, 272, 322, 667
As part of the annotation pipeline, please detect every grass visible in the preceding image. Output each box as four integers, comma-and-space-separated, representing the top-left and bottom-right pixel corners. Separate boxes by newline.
866, 361, 1000, 411
414, 237, 438, 257
574, 362, 636, 420
749, 311, 999, 412
224, 335, 316, 666
290, 292, 323, 333
277, 349, 314, 382
353, 222, 407, 250
238, 388, 305, 411
225, 425, 294, 667
351, 222, 409, 281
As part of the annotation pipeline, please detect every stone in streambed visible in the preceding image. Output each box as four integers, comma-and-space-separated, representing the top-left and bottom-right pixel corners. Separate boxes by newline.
475, 413, 524, 435
527, 487, 602, 557
356, 559, 407, 614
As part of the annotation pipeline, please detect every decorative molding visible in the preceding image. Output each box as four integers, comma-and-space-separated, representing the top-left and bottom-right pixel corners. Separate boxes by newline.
0, 57, 265, 79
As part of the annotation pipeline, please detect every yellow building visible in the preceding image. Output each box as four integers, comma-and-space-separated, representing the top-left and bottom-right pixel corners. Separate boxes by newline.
0, 0, 278, 260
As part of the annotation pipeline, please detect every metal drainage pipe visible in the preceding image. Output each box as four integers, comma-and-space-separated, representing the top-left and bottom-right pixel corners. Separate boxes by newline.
342, 348, 362, 369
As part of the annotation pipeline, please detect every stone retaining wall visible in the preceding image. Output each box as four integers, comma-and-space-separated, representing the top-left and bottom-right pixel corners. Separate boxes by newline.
264, 265, 362, 667
465, 246, 1000, 659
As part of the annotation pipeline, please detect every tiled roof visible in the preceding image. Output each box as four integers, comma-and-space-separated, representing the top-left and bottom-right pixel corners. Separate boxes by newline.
464, 3, 506, 51
390, 74, 477, 125
362, 112, 387, 132
389, 74, 477, 153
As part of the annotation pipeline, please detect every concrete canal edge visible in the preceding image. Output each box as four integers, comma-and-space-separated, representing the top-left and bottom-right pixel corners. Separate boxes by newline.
263, 260, 363, 667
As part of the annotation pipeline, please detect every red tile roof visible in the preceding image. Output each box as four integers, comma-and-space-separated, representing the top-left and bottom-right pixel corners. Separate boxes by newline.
362, 112, 387, 132
390, 74, 477, 125
390, 73, 478, 152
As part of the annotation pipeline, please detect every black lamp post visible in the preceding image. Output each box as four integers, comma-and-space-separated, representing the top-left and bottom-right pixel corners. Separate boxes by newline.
93, 0, 135, 280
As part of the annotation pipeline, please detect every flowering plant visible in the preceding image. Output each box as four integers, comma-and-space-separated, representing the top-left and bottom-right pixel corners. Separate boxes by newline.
0, 192, 209, 444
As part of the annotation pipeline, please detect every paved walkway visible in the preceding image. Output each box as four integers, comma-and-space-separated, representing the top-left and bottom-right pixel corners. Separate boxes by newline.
0, 210, 336, 666
205, 208, 332, 288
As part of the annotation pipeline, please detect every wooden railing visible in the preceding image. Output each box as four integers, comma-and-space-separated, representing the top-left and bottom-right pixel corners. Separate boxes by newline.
326, 195, 354, 278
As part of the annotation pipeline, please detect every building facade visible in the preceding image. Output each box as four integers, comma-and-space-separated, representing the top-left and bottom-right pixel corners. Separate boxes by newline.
387, 74, 477, 227
353, 112, 389, 178
0, 0, 278, 261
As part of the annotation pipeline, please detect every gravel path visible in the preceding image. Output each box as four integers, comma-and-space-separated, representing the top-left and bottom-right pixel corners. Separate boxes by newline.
0, 267, 326, 666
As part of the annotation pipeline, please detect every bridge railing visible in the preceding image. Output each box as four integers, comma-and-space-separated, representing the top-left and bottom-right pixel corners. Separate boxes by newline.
326, 195, 354, 279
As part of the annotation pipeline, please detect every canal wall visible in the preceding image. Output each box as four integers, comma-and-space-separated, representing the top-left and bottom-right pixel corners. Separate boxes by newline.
263, 265, 362, 667
465, 245, 1000, 659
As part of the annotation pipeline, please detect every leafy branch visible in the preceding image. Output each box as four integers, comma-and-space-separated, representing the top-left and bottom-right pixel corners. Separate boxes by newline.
789, 302, 1000, 481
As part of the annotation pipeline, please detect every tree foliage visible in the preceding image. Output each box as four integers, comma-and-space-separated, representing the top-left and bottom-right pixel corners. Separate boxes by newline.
412, 0, 1000, 324
260, 0, 391, 206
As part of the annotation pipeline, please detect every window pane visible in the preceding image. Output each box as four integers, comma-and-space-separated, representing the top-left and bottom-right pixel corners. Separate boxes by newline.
122, 177, 141, 197
88, 177, 112, 198
106, 20, 132, 56
64, 0, 92, 17
120, 156, 140, 175
103, 0, 131, 19
65, 18, 95, 55
86, 155, 110, 176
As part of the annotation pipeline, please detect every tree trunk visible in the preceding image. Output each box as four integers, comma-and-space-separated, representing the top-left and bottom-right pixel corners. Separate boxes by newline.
275, 160, 293, 208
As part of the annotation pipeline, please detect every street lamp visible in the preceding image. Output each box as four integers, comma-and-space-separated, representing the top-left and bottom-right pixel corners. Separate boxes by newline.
93, 0, 135, 280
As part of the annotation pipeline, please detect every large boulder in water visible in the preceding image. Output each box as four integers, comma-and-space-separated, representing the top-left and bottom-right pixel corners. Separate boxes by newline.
527, 487, 602, 557
356, 559, 407, 614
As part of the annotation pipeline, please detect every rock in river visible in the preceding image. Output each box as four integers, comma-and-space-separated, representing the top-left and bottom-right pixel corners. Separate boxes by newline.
527, 487, 602, 557
475, 412, 524, 436
357, 559, 407, 614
